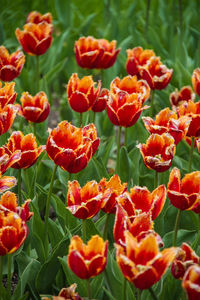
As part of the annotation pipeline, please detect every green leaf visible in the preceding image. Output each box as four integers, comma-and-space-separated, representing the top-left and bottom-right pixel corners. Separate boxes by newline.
48, 218, 64, 249
163, 229, 196, 248
119, 146, 130, 183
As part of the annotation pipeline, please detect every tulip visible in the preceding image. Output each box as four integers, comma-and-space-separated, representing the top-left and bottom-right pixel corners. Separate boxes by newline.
16, 22, 53, 56
182, 264, 200, 300
3, 131, 45, 169
68, 235, 108, 279
46, 121, 100, 173
171, 243, 199, 280
42, 283, 83, 300
142, 108, 191, 144
0, 104, 18, 136
110, 75, 150, 104
0, 208, 28, 255
20, 91, 50, 123
178, 100, 200, 137
74, 36, 120, 69
126, 46, 155, 76
0, 81, 17, 108
170, 86, 195, 111
98, 174, 127, 214
115, 231, 178, 289
0, 147, 21, 174
91, 88, 109, 113
139, 56, 173, 90
67, 180, 102, 219
26, 11, 52, 24
192, 68, 200, 97
0, 46, 25, 82
67, 73, 101, 113
0, 176, 17, 194
137, 133, 176, 172
167, 167, 200, 212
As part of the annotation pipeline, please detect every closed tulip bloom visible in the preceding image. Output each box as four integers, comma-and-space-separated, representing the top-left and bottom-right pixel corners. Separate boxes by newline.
0, 46, 25, 82
68, 235, 108, 279
167, 167, 200, 212
0, 82, 17, 108
182, 264, 200, 300
142, 108, 191, 144
137, 133, 176, 172
126, 47, 155, 76
16, 22, 53, 56
46, 121, 100, 173
0, 208, 28, 255
20, 91, 50, 123
75, 36, 120, 69
107, 91, 149, 128
67, 180, 102, 219
3, 131, 45, 169
0, 104, 18, 136
110, 75, 150, 104
171, 243, 199, 280
192, 68, 200, 97
178, 100, 200, 137
92, 88, 109, 112
170, 86, 195, 111
139, 56, 173, 90
26, 11, 52, 24
98, 174, 127, 214
67, 73, 101, 113
115, 231, 178, 290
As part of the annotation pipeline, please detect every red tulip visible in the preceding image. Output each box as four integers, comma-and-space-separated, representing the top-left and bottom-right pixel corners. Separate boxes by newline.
26, 11, 52, 24
178, 100, 200, 137
170, 86, 195, 111
0, 104, 18, 136
192, 68, 200, 97
0, 82, 17, 108
182, 264, 200, 300
42, 283, 83, 300
92, 88, 109, 112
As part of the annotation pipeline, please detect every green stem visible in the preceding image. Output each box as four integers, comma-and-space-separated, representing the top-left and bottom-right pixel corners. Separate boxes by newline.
145, 0, 151, 35
137, 288, 142, 300
173, 209, 181, 246
103, 214, 110, 240
150, 90, 155, 117
0, 256, 3, 294
7, 254, 12, 298
123, 277, 127, 300
116, 126, 122, 173
124, 127, 128, 148
80, 113, 83, 127
154, 171, 158, 189
44, 164, 58, 257
18, 169, 22, 206
92, 111, 96, 124
148, 287, 158, 300
36, 55, 40, 93
82, 219, 86, 243
86, 278, 91, 300
101, 69, 104, 87
32, 123, 36, 138
188, 137, 195, 172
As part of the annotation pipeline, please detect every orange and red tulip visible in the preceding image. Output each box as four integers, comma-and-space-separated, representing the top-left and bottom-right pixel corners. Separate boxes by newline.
170, 86, 195, 111
42, 283, 83, 300
0, 175, 17, 194
0, 104, 18, 136
110, 75, 150, 104
98, 174, 127, 214
115, 231, 178, 289
137, 133, 176, 172
182, 264, 200, 300
0, 46, 25, 82
0, 147, 21, 174
178, 100, 200, 137
142, 108, 191, 144
67, 73, 101, 113
46, 121, 99, 173
74, 36, 120, 69
20, 91, 50, 123
67, 180, 102, 219
3, 131, 45, 169
167, 167, 200, 212
171, 243, 199, 280
0, 81, 17, 108
26, 11, 52, 24
139, 56, 173, 90
68, 235, 108, 279
92, 88, 109, 112
16, 22, 53, 56
192, 68, 200, 97
0, 207, 28, 255
126, 47, 155, 76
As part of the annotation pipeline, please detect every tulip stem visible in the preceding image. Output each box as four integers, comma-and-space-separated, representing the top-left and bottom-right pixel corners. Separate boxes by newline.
123, 278, 127, 300
173, 209, 181, 246
36, 55, 40, 92
188, 137, 195, 172
124, 127, 128, 148
7, 254, 12, 298
86, 278, 91, 300
44, 164, 58, 257
154, 171, 158, 189
116, 126, 122, 174
18, 169, 22, 206
80, 113, 83, 127
82, 219, 87, 243
103, 213, 110, 240
148, 287, 158, 300
92, 112, 96, 124
137, 288, 142, 300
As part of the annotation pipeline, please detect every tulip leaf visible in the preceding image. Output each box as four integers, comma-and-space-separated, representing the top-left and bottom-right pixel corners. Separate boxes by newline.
163, 229, 196, 248
47, 218, 64, 249
44, 58, 68, 84
92, 157, 110, 179
119, 146, 131, 183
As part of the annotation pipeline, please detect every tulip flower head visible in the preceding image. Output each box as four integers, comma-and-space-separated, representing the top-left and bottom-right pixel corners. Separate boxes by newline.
0, 104, 18, 136
178, 100, 200, 137
182, 264, 200, 300
68, 235, 108, 279
75, 36, 120, 69
0, 81, 17, 108
42, 283, 83, 300
46, 121, 100, 173
192, 68, 200, 97
91, 88, 109, 112
20, 91, 50, 123
170, 86, 195, 111
26, 11, 52, 24
0, 46, 25, 82
137, 133, 176, 172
